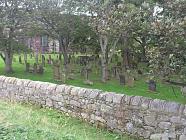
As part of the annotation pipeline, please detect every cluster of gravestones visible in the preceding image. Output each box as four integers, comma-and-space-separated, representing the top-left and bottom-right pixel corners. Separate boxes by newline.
109, 49, 157, 91
25, 63, 44, 74
23, 51, 156, 91
77, 55, 96, 66
78, 55, 98, 85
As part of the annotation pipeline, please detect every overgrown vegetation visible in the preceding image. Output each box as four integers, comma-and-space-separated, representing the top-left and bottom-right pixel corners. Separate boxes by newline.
0, 101, 137, 140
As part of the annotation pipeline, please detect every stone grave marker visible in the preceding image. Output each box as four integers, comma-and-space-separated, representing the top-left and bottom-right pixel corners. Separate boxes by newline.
181, 86, 186, 97
119, 74, 125, 86
148, 80, 156, 92
25, 63, 30, 72
19, 56, 22, 64
41, 55, 45, 67
48, 55, 52, 64
53, 60, 62, 82
33, 63, 37, 73
38, 65, 44, 74
127, 77, 134, 87
85, 66, 92, 81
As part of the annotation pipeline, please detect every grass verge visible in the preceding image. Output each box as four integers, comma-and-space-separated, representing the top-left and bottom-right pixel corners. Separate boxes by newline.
0, 101, 136, 140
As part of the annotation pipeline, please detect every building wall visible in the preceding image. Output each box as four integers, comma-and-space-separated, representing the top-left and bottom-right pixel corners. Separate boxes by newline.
0, 76, 186, 140
27, 36, 60, 53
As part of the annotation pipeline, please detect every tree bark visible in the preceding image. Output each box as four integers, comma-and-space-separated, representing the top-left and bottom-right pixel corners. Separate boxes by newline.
100, 35, 109, 83
59, 36, 69, 78
24, 52, 27, 64
108, 37, 120, 64
35, 52, 39, 64
4, 50, 13, 73
141, 37, 147, 62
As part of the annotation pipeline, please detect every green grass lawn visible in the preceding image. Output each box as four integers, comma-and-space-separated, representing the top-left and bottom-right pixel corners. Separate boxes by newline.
0, 101, 136, 140
0, 54, 185, 104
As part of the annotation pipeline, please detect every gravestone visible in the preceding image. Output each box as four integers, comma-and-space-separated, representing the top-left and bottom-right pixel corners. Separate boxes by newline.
84, 65, 93, 86
181, 86, 186, 97
48, 55, 52, 64
41, 55, 45, 67
127, 77, 134, 87
79, 56, 89, 66
38, 65, 44, 74
53, 60, 62, 82
25, 63, 30, 72
33, 63, 37, 73
119, 74, 125, 86
138, 70, 143, 75
148, 80, 156, 92
85, 66, 92, 81
19, 56, 22, 64
68, 54, 71, 64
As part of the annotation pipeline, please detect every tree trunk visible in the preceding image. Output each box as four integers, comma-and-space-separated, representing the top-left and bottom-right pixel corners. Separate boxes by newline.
59, 36, 69, 78
59, 53, 62, 61
4, 51, 13, 73
24, 52, 27, 64
35, 52, 39, 64
108, 37, 120, 64
141, 37, 147, 62
100, 35, 109, 83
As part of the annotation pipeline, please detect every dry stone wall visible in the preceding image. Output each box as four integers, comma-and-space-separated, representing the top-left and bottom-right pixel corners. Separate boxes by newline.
0, 76, 186, 140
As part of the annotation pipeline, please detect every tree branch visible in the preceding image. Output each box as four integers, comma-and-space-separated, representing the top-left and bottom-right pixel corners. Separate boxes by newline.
133, 37, 142, 45
0, 53, 5, 62
108, 37, 120, 64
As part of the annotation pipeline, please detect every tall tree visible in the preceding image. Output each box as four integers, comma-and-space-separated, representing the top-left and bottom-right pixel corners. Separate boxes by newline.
0, 0, 32, 73
87, 0, 139, 82
33, 0, 87, 76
